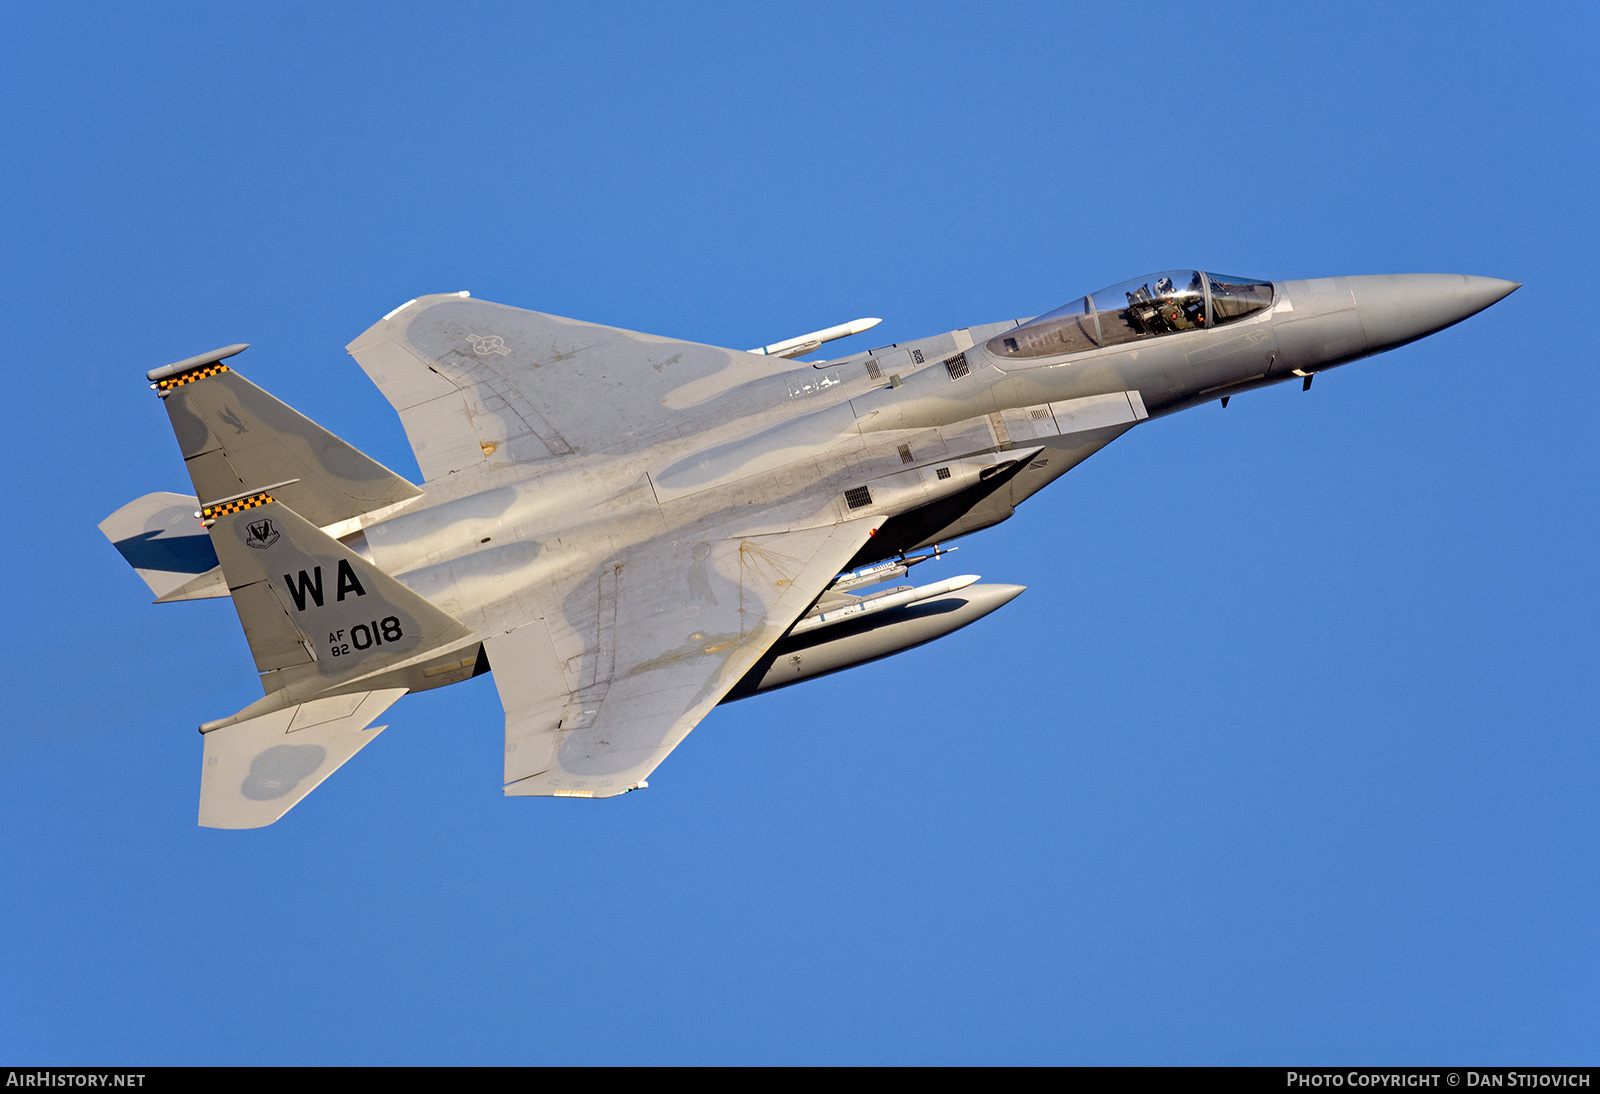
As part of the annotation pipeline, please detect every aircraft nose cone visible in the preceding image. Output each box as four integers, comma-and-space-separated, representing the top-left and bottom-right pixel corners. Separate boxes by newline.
1349, 274, 1520, 353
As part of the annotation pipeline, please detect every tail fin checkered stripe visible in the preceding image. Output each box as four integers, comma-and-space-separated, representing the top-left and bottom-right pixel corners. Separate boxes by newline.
156, 363, 231, 393
200, 492, 273, 520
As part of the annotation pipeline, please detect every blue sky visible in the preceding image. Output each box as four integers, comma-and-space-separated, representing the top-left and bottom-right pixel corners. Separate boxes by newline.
1, 1, 1595, 1064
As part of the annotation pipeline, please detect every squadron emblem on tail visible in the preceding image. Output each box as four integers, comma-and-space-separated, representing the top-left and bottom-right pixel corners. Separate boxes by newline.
245, 518, 278, 549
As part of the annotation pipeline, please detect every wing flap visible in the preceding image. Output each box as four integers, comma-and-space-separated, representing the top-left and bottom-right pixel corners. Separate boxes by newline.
346, 319, 483, 482
396, 392, 487, 481
484, 619, 571, 785
345, 336, 459, 410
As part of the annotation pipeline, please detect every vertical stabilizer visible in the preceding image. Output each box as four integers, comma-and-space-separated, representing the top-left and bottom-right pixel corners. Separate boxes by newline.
151, 345, 424, 537
202, 490, 474, 697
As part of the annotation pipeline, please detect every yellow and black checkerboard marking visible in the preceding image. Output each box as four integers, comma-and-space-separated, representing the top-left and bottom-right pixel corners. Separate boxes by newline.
201, 493, 274, 520
156, 362, 231, 392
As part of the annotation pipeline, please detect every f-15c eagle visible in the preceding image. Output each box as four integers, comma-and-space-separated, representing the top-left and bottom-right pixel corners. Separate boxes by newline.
101, 271, 1517, 827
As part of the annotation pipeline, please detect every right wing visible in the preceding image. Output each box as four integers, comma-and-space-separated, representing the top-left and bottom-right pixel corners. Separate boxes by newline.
485, 517, 881, 798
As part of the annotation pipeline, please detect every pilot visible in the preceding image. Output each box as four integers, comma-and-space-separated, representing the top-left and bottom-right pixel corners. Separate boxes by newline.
1150, 277, 1197, 333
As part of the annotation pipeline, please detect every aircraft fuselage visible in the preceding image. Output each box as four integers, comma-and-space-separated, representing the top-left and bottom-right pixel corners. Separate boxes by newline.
350, 273, 1517, 669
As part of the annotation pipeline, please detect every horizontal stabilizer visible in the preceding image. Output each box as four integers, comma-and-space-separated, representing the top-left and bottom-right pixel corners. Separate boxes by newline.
203, 492, 474, 696
153, 345, 424, 537
154, 568, 230, 602
99, 491, 224, 600
199, 688, 405, 828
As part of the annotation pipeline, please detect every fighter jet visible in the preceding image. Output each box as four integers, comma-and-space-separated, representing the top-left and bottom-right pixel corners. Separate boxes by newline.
100, 271, 1517, 827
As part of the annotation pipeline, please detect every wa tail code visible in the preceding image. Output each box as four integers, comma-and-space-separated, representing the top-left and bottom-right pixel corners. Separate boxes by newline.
282, 559, 368, 611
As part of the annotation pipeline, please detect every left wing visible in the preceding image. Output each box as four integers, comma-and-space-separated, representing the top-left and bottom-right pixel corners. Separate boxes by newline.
346, 293, 772, 483
486, 518, 881, 798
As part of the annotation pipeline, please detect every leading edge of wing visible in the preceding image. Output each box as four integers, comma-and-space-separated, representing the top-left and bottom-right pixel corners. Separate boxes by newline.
488, 517, 884, 799
346, 294, 775, 483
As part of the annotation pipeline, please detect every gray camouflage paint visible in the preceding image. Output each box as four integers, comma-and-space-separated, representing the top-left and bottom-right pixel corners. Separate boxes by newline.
119, 271, 1518, 824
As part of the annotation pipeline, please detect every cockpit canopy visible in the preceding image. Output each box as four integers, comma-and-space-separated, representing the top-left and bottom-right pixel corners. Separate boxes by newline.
987, 271, 1274, 360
